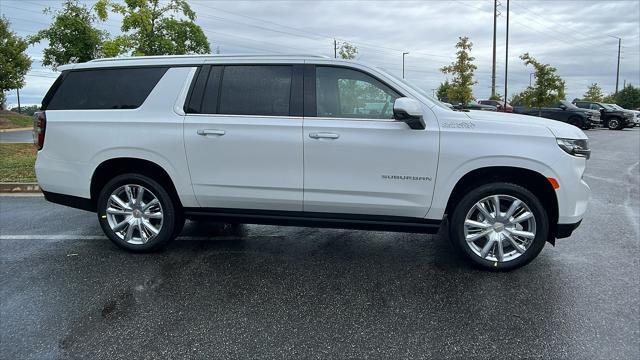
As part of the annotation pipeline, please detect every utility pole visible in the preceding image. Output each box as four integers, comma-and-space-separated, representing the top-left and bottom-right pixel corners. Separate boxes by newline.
491, 0, 498, 98
334, 39, 337, 59
16, 88, 21, 114
609, 36, 622, 95
529, 73, 535, 87
402, 52, 409, 79
503, 0, 510, 109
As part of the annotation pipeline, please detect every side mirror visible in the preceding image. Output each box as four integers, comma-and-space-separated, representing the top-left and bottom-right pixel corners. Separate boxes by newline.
559, 104, 567, 110
393, 97, 425, 130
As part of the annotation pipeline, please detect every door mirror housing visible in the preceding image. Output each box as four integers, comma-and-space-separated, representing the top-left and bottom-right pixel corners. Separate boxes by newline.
393, 97, 425, 130
559, 104, 567, 110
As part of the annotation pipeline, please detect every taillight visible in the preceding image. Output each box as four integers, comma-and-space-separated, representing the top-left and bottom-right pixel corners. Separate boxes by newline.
33, 111, 46, 150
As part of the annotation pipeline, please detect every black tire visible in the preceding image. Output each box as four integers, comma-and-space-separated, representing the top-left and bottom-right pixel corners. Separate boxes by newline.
607, 117, 621, 130
97, 173, 184, 252
448, 182, 549, 271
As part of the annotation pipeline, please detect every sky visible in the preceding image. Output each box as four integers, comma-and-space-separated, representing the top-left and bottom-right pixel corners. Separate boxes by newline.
2, 0, 639, 108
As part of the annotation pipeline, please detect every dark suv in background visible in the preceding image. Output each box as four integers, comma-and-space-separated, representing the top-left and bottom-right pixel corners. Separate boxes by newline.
478, 99, 513, 112
513, 100, 599, 130
573, 101, 633, 130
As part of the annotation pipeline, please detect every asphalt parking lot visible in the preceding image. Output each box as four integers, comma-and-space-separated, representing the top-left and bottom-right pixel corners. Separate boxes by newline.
0, 129, 32, 143
1, 127, 638, 359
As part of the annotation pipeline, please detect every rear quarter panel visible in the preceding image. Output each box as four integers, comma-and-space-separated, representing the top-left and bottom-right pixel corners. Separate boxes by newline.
35, 67, 198, 206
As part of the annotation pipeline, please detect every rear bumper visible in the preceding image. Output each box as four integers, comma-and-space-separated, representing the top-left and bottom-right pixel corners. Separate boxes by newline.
42, 191, 95, 212
557, 220, 582, 239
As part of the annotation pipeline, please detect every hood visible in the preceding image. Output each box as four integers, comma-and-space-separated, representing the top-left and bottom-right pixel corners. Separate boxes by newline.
463, 110, 588, 139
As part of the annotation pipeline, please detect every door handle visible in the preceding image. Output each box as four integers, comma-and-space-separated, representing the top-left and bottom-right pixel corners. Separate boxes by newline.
197, 129, 225, 136
309, 132, 339, 139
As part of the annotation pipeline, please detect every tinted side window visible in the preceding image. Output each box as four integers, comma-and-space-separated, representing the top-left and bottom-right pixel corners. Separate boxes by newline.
218, 66, 292, 116
201, 67, 223, 114
316, 66, 400, 119
46, 67, 167, 110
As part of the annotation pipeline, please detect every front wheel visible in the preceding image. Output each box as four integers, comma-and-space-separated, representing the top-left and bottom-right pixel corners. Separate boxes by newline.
449, 183, 549, 271
607, 118, 621, 130
97, 173, 184, 252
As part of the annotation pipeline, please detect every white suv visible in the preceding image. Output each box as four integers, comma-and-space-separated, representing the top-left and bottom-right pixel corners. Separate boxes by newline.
34, 55, 590, 270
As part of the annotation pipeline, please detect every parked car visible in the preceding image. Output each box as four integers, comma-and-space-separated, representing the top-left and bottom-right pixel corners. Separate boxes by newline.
573, 100, 633, 130
605, 104, 638, 127
478, 99, 513, 112
452, 100, 497, 111
512, 100, 600, 130
34, 55, 590, 270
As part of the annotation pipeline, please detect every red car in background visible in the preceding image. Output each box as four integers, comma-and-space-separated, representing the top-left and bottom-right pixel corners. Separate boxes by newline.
478, 99, 513, 112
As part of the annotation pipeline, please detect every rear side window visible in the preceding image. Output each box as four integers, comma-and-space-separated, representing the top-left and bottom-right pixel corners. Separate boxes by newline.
197, 65, 292, 116
45, 67, 168, 110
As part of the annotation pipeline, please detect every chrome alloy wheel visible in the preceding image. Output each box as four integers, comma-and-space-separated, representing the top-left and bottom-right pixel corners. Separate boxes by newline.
105, 184, 163, 245
463, 194, 536, 263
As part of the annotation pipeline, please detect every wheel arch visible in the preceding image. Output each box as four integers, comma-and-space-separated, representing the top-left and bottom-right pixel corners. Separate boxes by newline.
90, 157, 183, 210
444, 166, 559, 244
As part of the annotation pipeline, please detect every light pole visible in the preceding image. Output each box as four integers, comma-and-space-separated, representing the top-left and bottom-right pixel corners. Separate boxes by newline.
402, 52, 409, 79
491, 0, 498, 98
609, 35, 621, 95
503, 0, 510, 110
529, 73, 535, 87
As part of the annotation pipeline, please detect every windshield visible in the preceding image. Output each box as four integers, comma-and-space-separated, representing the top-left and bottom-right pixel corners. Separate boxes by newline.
559, 100, 579, 109
609, 104, 624, 110
603, 104, 617, 110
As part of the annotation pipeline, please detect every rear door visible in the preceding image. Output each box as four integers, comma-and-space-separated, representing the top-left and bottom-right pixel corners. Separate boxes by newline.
183, 64, 304, 211
302, 65, 439, 218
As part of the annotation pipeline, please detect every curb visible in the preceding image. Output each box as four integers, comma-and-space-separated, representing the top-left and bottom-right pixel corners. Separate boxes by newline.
0, 127, 32, 133
0, 183, 41, 193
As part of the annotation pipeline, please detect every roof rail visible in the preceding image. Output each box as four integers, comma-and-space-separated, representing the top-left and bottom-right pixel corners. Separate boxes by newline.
89, 54, 329, 62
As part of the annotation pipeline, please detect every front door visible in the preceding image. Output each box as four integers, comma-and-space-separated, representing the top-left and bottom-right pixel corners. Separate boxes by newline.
303, 65, 439, 218
184, 64, 304, 211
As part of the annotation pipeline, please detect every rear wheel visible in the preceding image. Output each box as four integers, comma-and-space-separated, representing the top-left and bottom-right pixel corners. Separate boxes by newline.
449, 183, 549, 271
97, 173, 184, 252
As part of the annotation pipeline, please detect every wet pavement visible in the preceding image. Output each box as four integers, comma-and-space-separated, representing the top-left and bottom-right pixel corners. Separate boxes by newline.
1, 127, 638, 359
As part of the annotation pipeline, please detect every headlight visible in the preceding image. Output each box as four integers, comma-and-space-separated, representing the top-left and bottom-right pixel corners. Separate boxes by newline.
557, 138, 590, 159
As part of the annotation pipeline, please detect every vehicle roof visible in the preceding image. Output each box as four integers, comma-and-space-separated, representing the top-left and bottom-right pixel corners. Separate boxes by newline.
57, 54, 353, 71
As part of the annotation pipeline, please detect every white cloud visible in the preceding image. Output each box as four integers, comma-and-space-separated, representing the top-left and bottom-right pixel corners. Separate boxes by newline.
2, 0, 639, 108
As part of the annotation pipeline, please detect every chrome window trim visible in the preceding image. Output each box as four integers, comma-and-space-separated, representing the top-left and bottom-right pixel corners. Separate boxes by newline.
311, 116, 398, 123
184, 113, 303, 120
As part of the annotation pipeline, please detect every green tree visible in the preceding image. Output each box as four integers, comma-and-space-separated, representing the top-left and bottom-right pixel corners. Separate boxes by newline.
489, 93, 502, 101
509, 92, 526, 107
338, 42, 358, 60
0, 18, 32, 109
436, 80, 452, 102
613, 84, 640, 109
440, 36, 477, 106
582, 83, 604, 102
9, 104, 40, 116
519, 53, 565, 114
29, 1, 107, 70
96, 0, 211, 56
